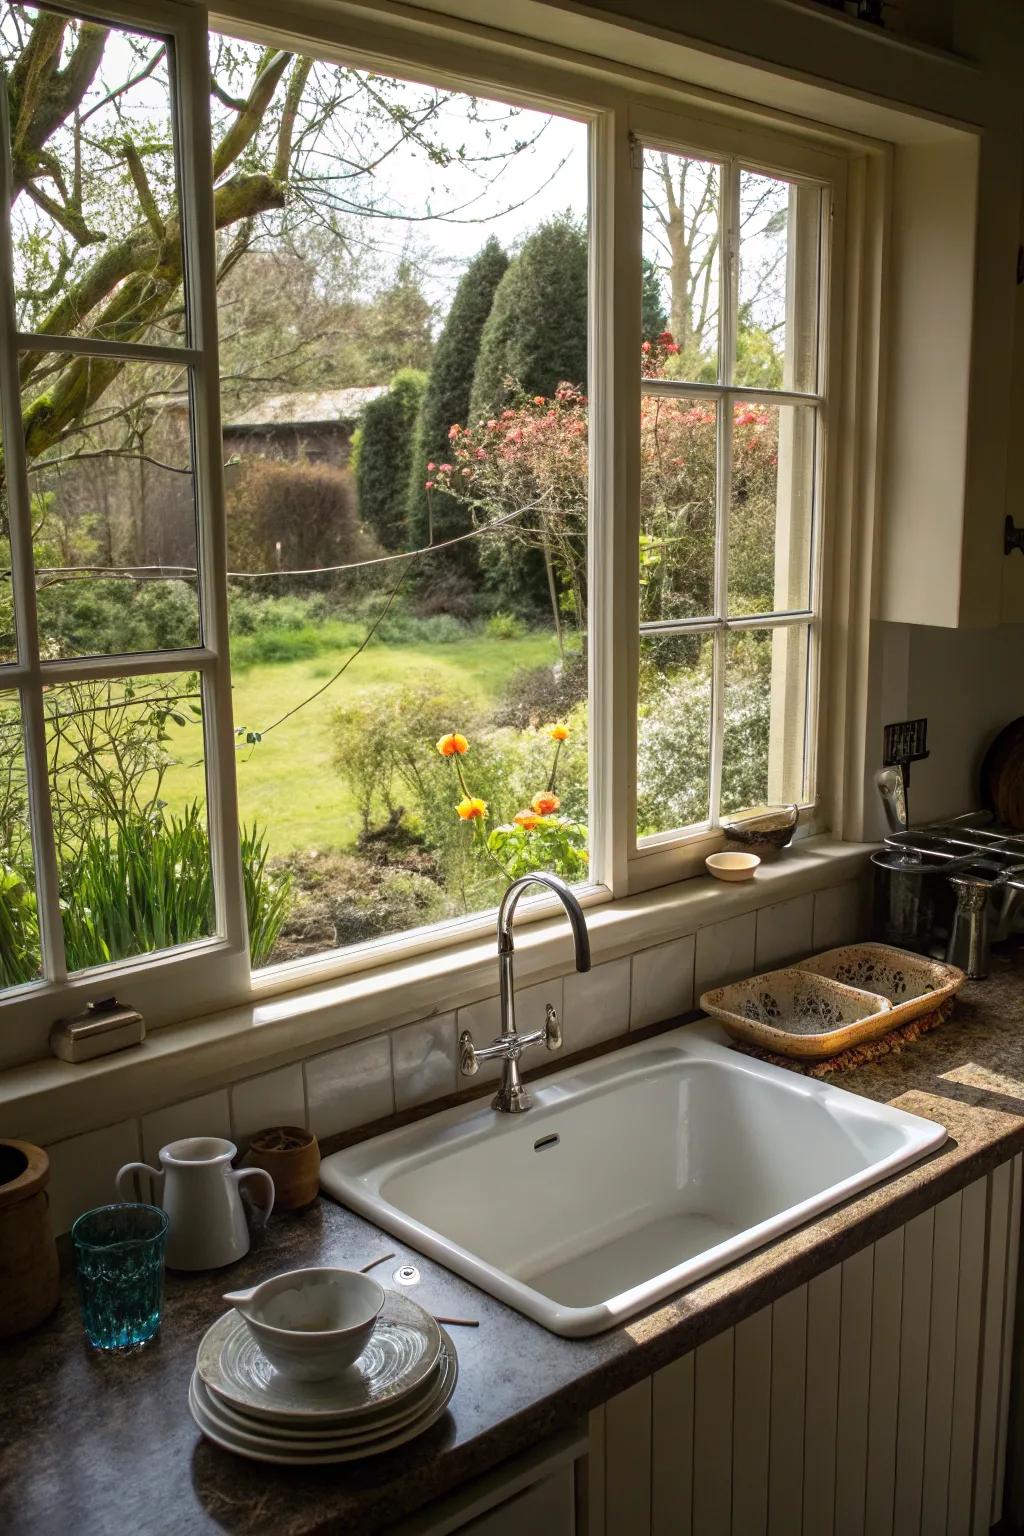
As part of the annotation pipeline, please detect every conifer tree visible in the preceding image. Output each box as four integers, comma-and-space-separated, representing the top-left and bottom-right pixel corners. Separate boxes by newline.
468, 215, 588, 422
406, 237, 509, 564
355, 369, 427, 552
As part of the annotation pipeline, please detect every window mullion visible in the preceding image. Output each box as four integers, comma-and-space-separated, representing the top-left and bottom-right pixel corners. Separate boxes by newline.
173, 15, 248, 963
0, 87, 68, 984
708, 160, 739, 829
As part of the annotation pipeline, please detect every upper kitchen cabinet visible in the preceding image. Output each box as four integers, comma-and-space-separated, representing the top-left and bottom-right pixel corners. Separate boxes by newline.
874, 5, 1024, 629
1001, 143, 1024, 624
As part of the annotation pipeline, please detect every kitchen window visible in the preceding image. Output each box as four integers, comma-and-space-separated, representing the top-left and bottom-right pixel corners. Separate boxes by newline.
0, 2, 849, 1056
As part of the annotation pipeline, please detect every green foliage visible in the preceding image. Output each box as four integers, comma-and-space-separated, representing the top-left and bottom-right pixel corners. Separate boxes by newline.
356, 368, 427, 551
35, 579, 199, 657
0, 863, 38, 989
468, 215, 588, 421
331, 682, 588, 914
485, 611, 527, 640
636, 636, 772, 835
407, 236, 509, 570
0, 676, 289, 979
641, 256, 668, 342
487, 816, 588, 882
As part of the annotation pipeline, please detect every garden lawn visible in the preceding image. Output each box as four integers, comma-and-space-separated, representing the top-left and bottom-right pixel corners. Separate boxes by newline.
160, 630, 563, 856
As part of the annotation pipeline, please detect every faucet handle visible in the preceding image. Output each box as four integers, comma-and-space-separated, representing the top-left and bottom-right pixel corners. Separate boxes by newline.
543, 1003, 562, 1052
458, 1030, 479, 1076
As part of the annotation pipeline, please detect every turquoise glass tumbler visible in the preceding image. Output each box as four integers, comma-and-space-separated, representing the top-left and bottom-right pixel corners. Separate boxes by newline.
72, 1203, 168, 1351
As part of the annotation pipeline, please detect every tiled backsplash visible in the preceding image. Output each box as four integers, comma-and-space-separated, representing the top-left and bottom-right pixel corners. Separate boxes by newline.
42, 877, 869, 1235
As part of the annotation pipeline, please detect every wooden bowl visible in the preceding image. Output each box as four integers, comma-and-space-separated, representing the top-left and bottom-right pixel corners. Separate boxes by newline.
243, 1126, 320, 1211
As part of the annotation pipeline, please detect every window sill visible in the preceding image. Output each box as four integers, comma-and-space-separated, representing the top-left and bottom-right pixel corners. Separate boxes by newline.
2, 835, 871, 1145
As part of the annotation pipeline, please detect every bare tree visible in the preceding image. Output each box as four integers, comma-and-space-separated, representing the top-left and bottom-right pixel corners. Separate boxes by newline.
1, 9, 554, 493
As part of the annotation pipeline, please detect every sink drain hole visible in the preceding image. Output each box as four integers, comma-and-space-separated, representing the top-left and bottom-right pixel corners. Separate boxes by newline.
534, 1133, 560, 1152
393, 1264, 421, 1286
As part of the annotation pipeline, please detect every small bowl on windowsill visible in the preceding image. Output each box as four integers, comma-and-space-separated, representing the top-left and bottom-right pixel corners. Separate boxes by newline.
721, 804, 799, 857
706, 851, 760, 882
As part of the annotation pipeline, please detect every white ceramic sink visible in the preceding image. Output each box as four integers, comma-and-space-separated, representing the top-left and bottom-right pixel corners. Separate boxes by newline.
319, 1023, 945, 1336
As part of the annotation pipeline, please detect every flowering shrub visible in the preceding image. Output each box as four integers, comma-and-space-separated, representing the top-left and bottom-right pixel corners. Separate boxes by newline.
435, 721, 588, 883
429, 333, 781, 625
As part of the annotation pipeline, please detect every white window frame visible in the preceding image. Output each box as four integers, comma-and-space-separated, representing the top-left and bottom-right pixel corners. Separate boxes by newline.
0, 0, 249, 1057
0, 0, 864, 1064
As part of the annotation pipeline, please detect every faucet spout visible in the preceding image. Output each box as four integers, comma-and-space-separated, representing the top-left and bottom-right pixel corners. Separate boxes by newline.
496, 871, 591, 972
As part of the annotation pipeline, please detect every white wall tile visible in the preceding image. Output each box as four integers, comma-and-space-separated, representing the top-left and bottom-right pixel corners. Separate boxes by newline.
456, 978, 563, 1086
231, 1064, 306, 1148
754, 893, 815, 972
46, 1119, 141, 1236
563, 959, 631, 1053
141, 1090, 231, 1165
305, 1034, 393, 1140
695, 911, 757, 1000
393, 1013, 456, 1112
630, 934, 696, 1030
812, 880, 870, 952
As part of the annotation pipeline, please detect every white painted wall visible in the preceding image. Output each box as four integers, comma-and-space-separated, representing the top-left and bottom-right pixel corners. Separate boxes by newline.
864, 620, 1024, 830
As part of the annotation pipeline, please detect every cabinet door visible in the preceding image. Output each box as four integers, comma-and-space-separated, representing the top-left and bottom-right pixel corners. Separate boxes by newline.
455, 1467, 575, 1535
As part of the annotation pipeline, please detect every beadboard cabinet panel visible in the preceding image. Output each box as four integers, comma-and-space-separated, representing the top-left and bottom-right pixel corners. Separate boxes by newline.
590, 1157, 1021, 1536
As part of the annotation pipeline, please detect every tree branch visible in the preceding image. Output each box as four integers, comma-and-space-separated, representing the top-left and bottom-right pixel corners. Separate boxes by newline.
212, 48, 292, 182
122, 138, 164, 238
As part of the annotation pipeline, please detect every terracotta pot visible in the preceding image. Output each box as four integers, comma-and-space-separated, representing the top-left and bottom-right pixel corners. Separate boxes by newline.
243, 1126, 320, 1211
0, 1139, 61, 1339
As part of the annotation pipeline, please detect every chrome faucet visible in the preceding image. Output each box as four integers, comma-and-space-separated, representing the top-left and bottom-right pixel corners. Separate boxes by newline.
459, 872, 591, 1113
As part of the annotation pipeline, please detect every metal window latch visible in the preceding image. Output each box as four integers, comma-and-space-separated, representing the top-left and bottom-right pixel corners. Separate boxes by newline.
1005, 516, 1024, 557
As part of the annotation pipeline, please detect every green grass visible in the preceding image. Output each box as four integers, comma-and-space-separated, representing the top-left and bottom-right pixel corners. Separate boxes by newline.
160, 630, 563, 855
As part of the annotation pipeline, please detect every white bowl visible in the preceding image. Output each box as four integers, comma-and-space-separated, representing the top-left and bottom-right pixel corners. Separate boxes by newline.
223, 1267, 385, 1381
706, 851, 760, 882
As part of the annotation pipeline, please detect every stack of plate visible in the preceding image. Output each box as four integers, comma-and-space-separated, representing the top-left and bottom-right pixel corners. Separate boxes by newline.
189, 1290, 457, 1464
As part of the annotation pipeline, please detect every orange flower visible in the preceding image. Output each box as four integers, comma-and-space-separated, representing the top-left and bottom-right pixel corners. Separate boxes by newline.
436, 732, 469, 757
456, 796, 487, 821
548, 723, 570, 742
513, 810, 540, 830
531, 791, 560, 815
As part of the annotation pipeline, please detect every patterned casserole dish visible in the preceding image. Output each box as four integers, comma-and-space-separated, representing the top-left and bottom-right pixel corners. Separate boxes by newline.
795, 942, 965, 1030
699, 967, 893, 1061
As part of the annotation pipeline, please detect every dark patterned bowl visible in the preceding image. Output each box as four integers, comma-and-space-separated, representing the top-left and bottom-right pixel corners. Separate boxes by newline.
721, 804, 799, 851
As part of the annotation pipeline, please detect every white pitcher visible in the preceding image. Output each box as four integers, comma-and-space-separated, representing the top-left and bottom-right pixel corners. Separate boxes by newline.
116, 1136, 274, 1271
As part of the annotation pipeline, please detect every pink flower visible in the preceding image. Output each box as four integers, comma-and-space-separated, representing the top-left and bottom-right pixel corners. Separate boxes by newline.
426, 461, 436, 471
448, 423, 461, 439
487, 419, 498, 429
641, 340, 651, 353
475, 447, 487, 460
461, 467, 472, 477
424, 480, 434, 490
439, 463, 453, 473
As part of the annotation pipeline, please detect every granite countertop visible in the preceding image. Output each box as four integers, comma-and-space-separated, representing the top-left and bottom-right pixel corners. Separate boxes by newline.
5, 951, 1024, 1536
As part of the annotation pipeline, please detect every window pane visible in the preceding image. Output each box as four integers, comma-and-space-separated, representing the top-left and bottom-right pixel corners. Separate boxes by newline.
641, 149, 721, 381
3, 10, 186, 349
204, 29, 590, 966
729, 400, 814, 616
640, 395, 717, 622
721, 625, 810, 816
19, 355, 200, 657
637, 631, 713, 837
45, 672, 214, 971
735, 170, 821, 393
0, 693, 41, 985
